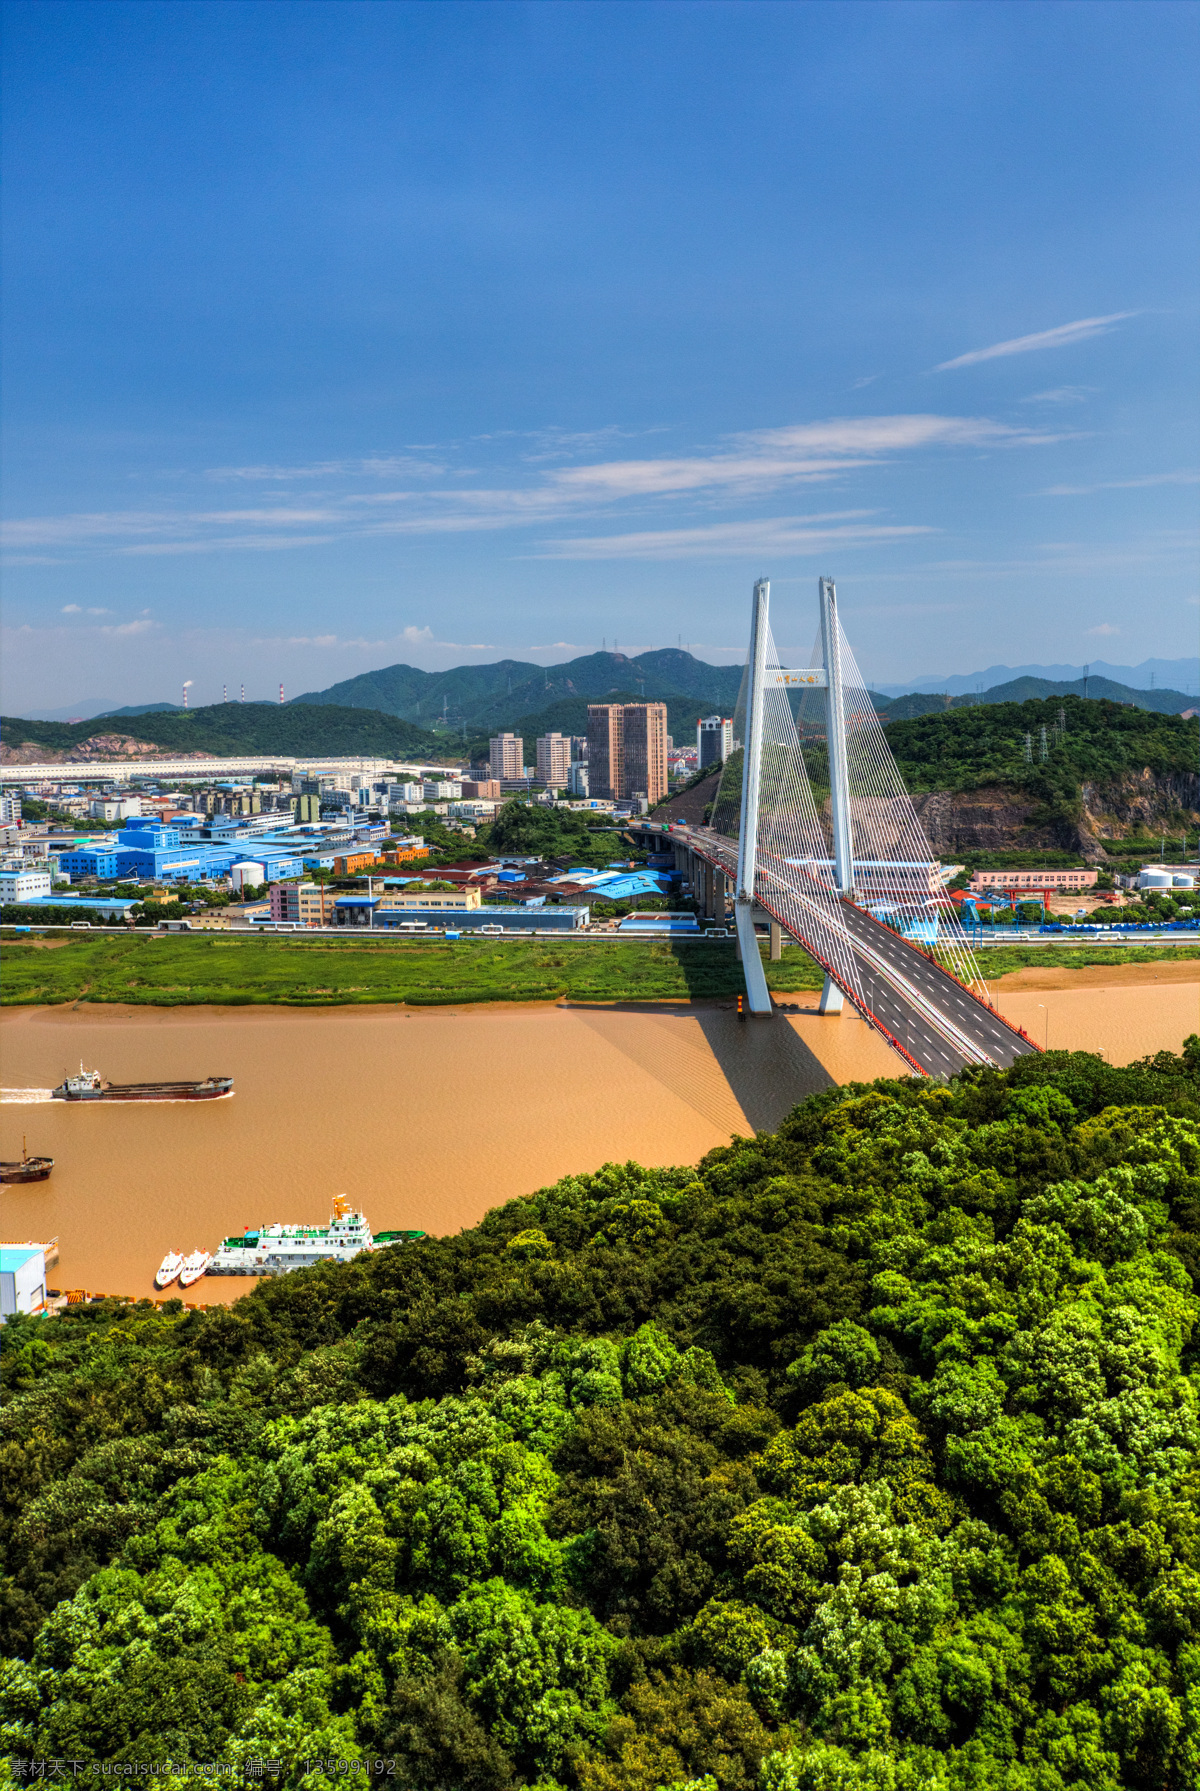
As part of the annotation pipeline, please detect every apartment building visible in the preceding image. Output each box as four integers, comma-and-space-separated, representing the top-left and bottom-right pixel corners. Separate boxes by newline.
586, 706, 624, 801
536, 732, 572, 790
588, 703, 668, 804
489, 733, 524, 780
269, 881, 333, 926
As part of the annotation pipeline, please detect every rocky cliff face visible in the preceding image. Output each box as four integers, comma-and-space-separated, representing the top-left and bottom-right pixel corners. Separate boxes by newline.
913, 770, 1199, 862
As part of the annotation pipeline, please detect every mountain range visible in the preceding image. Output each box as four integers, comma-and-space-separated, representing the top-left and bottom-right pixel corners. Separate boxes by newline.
874, 656, 1198, 698
9, 652, 1195, 737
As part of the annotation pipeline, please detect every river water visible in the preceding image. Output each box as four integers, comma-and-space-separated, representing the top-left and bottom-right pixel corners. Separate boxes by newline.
2, 978, 1193, 1304
1, 1000, 897, 1302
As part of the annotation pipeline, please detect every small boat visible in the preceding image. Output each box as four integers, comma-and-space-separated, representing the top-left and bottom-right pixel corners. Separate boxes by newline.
178, 1248, 212, 1289
52, 1063, 234, 1103
0, 1137, 54, 1183
155, 1250, 184, 1289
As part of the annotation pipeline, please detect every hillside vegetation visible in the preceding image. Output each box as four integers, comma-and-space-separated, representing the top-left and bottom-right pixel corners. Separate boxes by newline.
1, 1045, 1199, 1789
0, 702, 440, 762
883, 697, 1198, 800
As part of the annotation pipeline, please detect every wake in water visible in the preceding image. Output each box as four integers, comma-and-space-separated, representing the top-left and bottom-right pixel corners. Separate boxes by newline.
1, 1089, 54, 1104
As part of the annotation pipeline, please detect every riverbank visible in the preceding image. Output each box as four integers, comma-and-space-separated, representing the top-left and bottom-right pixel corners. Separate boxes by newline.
0, 930, 824, 1007
2, 927, 1195, 1010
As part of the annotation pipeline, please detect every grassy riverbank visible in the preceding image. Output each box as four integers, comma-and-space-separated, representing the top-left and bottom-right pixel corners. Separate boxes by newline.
971, 941, 1200, 978
0, 929, 827, 1007
3, 929, 1193, 1011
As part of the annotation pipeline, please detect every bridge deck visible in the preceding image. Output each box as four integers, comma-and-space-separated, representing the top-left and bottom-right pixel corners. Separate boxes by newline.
648, 824, 1038, 1077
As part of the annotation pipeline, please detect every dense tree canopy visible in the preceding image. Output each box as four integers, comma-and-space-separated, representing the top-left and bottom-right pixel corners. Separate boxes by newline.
2, 1039, 1200, 1788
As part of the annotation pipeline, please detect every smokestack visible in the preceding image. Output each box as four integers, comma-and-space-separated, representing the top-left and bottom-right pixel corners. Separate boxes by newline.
182, 679, 193, 709
223, 684, 227, 703
240, 684, 245, 702
279, 682, 285, 705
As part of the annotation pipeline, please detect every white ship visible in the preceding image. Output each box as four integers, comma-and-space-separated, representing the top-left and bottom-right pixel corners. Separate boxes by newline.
179, 1248, 212, 1288
207, 1196, 375, 1277
155, 1250, 184, 1289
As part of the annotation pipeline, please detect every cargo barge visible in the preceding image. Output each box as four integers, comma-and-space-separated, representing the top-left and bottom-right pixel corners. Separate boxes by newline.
52, 1064, 233, 1102
1, 1139, 54, 1183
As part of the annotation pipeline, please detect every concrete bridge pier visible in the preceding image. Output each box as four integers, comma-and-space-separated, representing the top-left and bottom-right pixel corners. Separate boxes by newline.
818, 974, 844, 1014
769, 921, 783, 961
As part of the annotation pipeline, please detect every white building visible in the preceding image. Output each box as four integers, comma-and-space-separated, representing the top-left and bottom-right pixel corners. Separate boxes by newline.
697, 716, 733, 769
0, 868, 52, 904
536, 733, 572, 790
0, 795, 22, 824
567, 763, 590, 797
89, 795, 142, 821
423, 781, 463, 801
1, 1246, 47, 1322
387, 782, 425, 807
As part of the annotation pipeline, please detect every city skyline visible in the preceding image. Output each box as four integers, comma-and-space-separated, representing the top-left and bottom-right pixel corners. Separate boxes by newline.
2, 1, 1196, 712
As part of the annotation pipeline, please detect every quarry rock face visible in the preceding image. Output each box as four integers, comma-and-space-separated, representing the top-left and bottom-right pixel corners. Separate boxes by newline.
912, 772, 1199, 862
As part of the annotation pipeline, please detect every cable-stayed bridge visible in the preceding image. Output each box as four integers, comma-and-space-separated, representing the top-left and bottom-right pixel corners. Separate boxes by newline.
635, 578, 1038, 1078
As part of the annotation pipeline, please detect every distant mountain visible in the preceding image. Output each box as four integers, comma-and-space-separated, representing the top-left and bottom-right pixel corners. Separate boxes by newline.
879, 675, 1195, 720
292, 649, 747, 732
875, 657, 1198, 698
1, 702, 443, 762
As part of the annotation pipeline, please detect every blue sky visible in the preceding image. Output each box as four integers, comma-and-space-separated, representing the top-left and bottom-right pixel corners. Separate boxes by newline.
2, 0, 1196, 711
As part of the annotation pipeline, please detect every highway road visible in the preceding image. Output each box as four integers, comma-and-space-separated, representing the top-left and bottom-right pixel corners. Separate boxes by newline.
658, 822, 1039, 1077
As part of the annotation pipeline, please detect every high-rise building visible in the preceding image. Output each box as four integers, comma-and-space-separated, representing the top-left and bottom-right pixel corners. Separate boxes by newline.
566, 763, 589, 797
586, 706, 624, 801
697, 715, 733, 769
489, 732, 524, 780
536, 732, 572, 790
587, 703, 668, 804
621, 703, 668, 806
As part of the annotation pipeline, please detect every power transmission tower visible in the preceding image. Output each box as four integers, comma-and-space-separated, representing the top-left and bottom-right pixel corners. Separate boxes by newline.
1039, 724, 1048, 761
1023, 733, 1033, 763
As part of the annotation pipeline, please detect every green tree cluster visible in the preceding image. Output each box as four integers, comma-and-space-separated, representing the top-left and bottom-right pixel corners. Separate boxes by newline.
2, 1040, 1200, 1789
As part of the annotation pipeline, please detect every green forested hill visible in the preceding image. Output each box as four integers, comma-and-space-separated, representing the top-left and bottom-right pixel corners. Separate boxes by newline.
2, 1043, 1199, 1788
883, 695, 1199, 798
1, 701, 441, 760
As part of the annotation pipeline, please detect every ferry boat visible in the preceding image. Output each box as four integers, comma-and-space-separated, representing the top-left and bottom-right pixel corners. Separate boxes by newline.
155, 1250, 184, 1289
208, 1196, 378, 1277
0, 1138, 54, 1183
52, 1063, 233, 1102
178, 1249, 212, 1289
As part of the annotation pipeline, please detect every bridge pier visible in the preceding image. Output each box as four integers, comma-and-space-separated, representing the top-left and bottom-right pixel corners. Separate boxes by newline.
818, 973, 844, 1014
769, 921, 782, 961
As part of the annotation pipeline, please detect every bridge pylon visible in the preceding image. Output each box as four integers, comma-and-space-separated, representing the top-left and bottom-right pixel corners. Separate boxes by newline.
734, 579, 774, 1013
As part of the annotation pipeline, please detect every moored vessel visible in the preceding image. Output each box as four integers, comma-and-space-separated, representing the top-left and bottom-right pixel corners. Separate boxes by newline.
207, 1197, 423, 1277
155, 1250, 184, 1289
178, 1249, 212, 1289
52, 1063, 233, 1102
0, 1137, 54, 1183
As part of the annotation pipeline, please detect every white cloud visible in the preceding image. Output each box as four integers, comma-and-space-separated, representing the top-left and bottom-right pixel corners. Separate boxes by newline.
935, 313, 1137, 372
1086, 622, 1121, 636
61, 603, 83, 613
2, 412, 1061, 560
1036, 471, 1200, 496
532, 516, 936, 561
1021, 386, 1096, 405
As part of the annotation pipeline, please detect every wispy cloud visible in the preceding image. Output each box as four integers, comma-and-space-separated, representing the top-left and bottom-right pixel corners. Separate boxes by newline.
1087, 623, 1120, 636
1035, 470, 1200, 496
1021, 386, 1097, 405
532, 515, 936, 561
204, 456, 448, 481
1, 412, 1060, 559
935, 312, 1136, 372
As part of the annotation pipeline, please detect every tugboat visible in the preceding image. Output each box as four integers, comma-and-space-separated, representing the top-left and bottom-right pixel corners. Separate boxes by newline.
52, 1063, 233, 1102
155, 1250, 184, 1289
0, 1137, 54, 1183
178, 1248, 212, 1289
